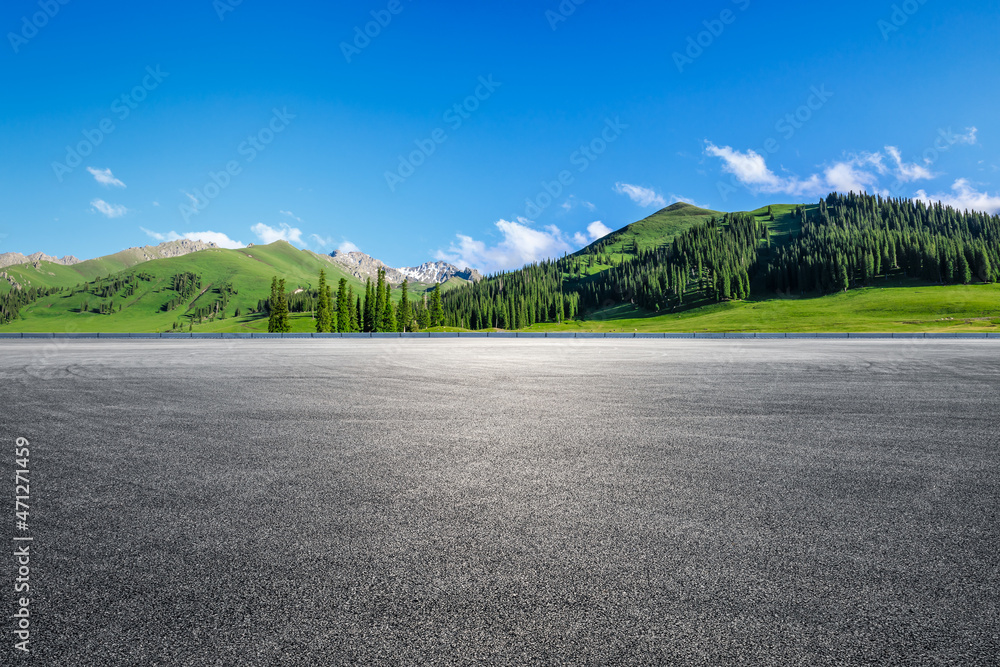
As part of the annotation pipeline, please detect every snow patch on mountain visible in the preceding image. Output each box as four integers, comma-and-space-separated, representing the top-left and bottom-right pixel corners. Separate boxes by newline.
330, 251, 482, 285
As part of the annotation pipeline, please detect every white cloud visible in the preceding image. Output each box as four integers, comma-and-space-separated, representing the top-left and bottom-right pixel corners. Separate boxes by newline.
141, 227, 168, 241
561, 196, 597, 212
140, 227, 245, 249
954, 127, 978, 145
338, 241, 361, 254
152, 201, 160, 207
91, 199, 129, 218
573, 221, 613, 245
704, 141, 936, 197
309, 234, 335, 249
914, 179, 1000, 214
280, 210, 304, 223
614, 183, 667, 208
885, 146, 934, 182
87, 167, 126, 188
704, 143, 785, 191
823, 162, 879, 195
435, 218, 576, 273
251, 222, 304, 246
667, 193, 711, 209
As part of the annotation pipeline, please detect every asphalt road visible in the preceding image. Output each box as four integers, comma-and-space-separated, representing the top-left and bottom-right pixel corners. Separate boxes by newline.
2, 340, 998, 665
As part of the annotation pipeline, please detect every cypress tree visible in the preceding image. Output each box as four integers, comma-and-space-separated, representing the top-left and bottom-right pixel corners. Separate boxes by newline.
267, 277, 279, 333
374, 268, 386, 332
430, 283, 445, 327
397, 278, 411, 332
379, 277, 394, 332
315, 270, 333, 333
272, 279, 291, 333
363, 278, 375, 332
336, 278, 349, 333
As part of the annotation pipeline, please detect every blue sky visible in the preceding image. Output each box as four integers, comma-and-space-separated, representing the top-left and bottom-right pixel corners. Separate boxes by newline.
2, 0, 998, 271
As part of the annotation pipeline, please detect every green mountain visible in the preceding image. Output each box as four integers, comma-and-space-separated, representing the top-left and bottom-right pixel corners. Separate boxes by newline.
3, 194, 999, 333
0, 241, 373, 333
576, 202, 721, 256
439, 194, 1000, 333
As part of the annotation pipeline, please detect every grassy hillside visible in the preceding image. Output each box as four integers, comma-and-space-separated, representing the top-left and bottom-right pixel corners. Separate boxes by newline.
526, 281, 1000, 333
563, 202, 809, 281
6, 197, 998, 334
0, 241, 221, 295
578, 202, 720, 255
1, 242, 373, 333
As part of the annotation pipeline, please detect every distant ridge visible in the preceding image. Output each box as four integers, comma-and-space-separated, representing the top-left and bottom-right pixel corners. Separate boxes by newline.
0, 251, 80, 270
0, 239, 218, 272
330, 250, 483, 285
93, 239, 220, 267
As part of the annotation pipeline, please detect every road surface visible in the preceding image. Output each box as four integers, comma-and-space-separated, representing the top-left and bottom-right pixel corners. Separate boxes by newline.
2, 340, 998, 665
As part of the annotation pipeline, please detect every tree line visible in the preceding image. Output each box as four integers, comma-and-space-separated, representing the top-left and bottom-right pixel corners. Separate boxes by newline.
440, 191, 1000, 329
265, 268, 447, 333
765, 192, 999, 293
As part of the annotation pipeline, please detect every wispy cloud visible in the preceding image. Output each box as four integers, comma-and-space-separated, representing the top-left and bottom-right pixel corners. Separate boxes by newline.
667, 193, 710, 209
436, 218, 576, 273
309, 233, 335, 249
614, 183, 667, 207
704, 140, 938, 197
561, 196, 597, 212
279, 210, 304, 223
914, 179, 1000, 214
338, 241, 361, 254
140, 227, 245, 249
251, 222, 304, 246
87, 167, 126, 188
954, 127, 978, 145
884, 146, 935, 182
91, 199, 129, 218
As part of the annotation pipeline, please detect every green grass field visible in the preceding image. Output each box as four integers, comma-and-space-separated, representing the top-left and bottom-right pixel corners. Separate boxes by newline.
526, 282, 1000, 333
4, 205, 998, 334
1, 242, 374, 333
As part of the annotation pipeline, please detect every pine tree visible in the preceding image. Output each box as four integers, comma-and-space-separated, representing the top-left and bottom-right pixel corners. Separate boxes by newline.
336, 278, 349, 333
274, 279, 292, 332
417, 298, 431, 330
397, 278, 411, 332
267, 277, 280, 333
315, 270, 333, 333
430, 283, 445, 327
379, 277, 394, 332
374, 268, 386, 332
363, 278, 375, 332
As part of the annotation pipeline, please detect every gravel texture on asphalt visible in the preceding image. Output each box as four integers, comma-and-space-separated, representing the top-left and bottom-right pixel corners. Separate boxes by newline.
2, 340, 998, 666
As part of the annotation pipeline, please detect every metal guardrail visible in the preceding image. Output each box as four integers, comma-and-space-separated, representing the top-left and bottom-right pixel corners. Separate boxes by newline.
0, 332, 997, 340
